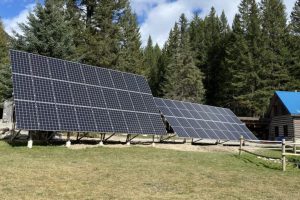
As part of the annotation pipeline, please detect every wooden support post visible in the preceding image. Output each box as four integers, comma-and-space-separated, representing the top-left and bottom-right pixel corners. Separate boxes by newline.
27, 132, 33, 149
152, 135, 155, 147
282, 139, 286, 172
293, 136, 297, 154
239, 135, 243, 156
66, 132, 71, 148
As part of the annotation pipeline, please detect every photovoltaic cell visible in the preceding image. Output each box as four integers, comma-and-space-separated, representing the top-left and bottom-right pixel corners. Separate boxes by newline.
10, 50, 165, 135
155, 97, 257, 140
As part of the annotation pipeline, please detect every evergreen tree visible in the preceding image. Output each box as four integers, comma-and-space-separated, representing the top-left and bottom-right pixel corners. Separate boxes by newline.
189, 14, 206, 70
291, 0, 300, 34
13, 0, 76, 59
144, 36, 162, 96
163, 14, 205, 103
225, 15, 256, 115
0, 21, 12, 106
81, 0, 127, 68
116, 2, 143, 74
289, 0, 300, 85
226, 0, 262, 116
259, 0, 290, 115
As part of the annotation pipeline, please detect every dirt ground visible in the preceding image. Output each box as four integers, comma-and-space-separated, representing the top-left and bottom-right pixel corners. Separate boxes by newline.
67, 135, 263, 153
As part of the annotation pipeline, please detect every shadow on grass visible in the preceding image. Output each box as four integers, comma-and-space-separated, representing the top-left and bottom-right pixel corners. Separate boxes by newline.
233, 154, 282, 171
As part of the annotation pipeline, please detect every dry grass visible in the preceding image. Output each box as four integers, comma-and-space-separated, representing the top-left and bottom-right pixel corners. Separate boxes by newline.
0, 141, 300, 200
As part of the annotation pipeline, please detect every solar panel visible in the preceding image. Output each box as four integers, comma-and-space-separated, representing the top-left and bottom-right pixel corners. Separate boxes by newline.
154, 97, 257, 140
10, 50, 166, 135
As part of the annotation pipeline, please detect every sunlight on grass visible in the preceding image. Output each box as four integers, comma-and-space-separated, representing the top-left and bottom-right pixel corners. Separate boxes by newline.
0, 141, 300, 199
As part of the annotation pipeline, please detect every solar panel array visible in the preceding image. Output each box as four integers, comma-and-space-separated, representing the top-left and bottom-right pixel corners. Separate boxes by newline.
154, 98, 257, 140
10, 50, 166, 135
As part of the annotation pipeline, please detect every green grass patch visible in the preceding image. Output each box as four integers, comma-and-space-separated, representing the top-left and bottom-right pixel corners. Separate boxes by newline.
1, 141, 300, 199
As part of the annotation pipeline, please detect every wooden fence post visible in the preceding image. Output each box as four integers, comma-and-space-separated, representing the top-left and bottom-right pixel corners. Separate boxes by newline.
239, 135, 243, 156
282, 139, 286, 172
293, 136, 297, 154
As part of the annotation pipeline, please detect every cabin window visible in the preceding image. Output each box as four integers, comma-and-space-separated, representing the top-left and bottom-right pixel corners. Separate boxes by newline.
275, 126, 279, 137
283, 125, 288, 137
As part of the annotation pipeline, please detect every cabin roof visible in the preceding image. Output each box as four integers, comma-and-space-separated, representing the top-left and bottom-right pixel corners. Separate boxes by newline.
275, 91, 300, 115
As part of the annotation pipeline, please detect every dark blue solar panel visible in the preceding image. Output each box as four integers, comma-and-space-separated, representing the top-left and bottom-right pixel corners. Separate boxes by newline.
135, 76, 152, 94
93, 109, 114, 133
137, 113, 155, 134
33, 78, 54, 102
110, 70, 127, 90
10, 50, 31, 75
102, 88, 120, 109
52, 80, 73, 105
123, 112, 142, 134
109, 110, 128, 133
123, 73, 139, 92
142, 94, 158, 114
49, 58, 68, 80
11, 50, 166, 135
57, 105, 79, 131
149, 114, 166, 134
76, 107, 97, 131
129, 92, 147, 112
13, 74, 35, 101
66, 62, 84, 83
70, 83, 90, 106
30, 54, 50, 78
36, 103, 59, 131
87, 86, 106, 108
81, 64, 99, 86
95, 67, 114, 88
155, 97, 257, 140
15, 101, 38, 130
116, 90, 134, 111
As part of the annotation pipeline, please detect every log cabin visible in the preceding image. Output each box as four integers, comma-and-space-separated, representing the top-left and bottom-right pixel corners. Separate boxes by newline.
268, 91, 300, 141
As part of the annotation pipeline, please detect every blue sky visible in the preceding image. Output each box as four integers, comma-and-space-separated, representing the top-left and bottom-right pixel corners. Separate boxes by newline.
0, 0, 297, 47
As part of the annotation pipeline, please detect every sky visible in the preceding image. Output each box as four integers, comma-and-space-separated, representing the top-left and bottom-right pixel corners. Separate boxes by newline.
0, 0, 297, 47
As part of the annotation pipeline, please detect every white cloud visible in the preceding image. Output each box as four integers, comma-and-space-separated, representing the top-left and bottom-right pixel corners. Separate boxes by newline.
131, 0, 297, 47
3, 3, 35, 36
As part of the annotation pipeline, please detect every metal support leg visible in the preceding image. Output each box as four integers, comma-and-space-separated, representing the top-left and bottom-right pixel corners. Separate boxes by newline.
152, 135, 155, 147
27, 132, 33, 149
126, 134, 131, 146
99, 133, 104, 146
66, 132, 71, 148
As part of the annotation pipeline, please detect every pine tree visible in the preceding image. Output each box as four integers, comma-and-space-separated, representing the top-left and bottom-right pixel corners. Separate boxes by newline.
289, 0, 300, 86
226, 0, 262, 116
225, 15, 256, 115
189, 14, 207, 70
13, 0, 76, 59
291, 0, 300, 34
0, 20, 12, 106
163, 14, 205, 103
116, 2, 143, 74
144, 36, 162, 96
81, 0, 126, 68
259, 0, 290, 115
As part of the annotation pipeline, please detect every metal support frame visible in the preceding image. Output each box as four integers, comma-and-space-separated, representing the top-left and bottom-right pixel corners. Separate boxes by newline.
191, 138, 203, 144
104, 133, 115, 142
219, 140, 230, 144
126, 134, 139, 145
46, 132, 56, 142
99, 133, 106, 146
152, 135, 155, 147
159, 134, 176, 142
77, 132, 88, 141
10, 129, 21, 141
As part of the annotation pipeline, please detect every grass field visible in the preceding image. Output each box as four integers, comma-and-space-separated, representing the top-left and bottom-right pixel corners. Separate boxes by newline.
1, 141, 300, 200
